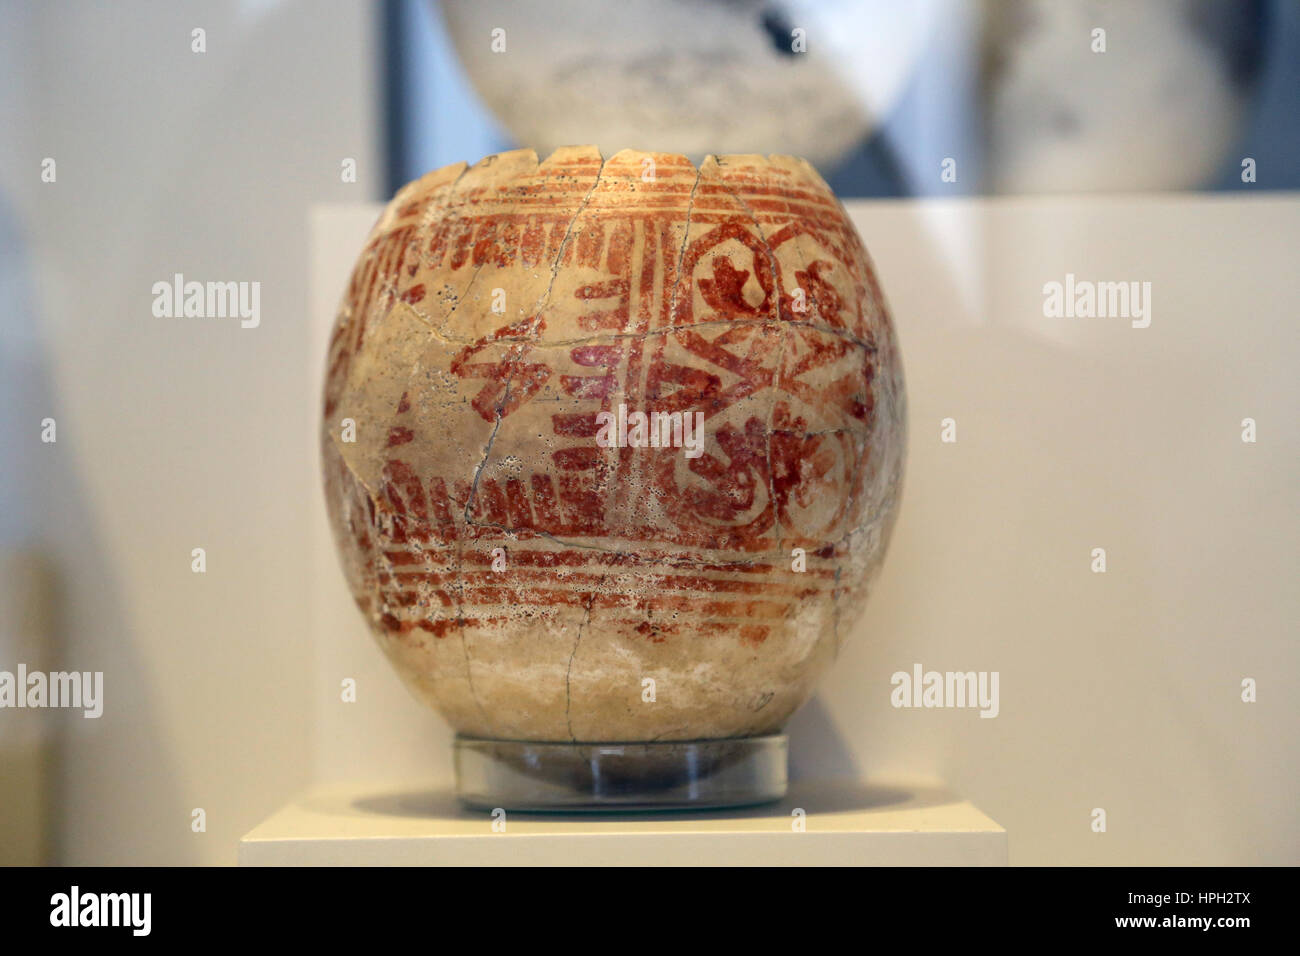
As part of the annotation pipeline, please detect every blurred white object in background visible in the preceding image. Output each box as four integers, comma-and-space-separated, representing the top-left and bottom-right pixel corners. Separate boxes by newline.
437, 0, 945, 171
982, 0, 1267, 193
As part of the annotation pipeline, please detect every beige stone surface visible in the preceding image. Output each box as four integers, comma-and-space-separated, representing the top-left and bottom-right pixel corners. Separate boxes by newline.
321, 147, 905, 742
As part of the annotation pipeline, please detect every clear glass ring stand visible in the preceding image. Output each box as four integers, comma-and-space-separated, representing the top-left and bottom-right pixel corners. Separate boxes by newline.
455, 734, 788, 811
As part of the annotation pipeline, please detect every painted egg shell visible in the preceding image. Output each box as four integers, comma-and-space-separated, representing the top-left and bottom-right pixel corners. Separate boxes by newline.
322, 147, 905, 742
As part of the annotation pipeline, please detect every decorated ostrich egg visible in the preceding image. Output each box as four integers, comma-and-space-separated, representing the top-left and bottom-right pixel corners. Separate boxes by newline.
321, 147, 905, 747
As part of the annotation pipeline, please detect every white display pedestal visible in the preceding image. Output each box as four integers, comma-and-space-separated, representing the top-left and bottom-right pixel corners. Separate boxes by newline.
240, 779, 1006, 866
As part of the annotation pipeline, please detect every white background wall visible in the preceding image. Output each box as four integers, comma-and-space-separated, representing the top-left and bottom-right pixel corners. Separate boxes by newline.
0, 0, 380, 864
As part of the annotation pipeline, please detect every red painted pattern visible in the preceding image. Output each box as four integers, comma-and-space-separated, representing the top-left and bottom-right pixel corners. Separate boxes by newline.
323, 155, 893, 647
